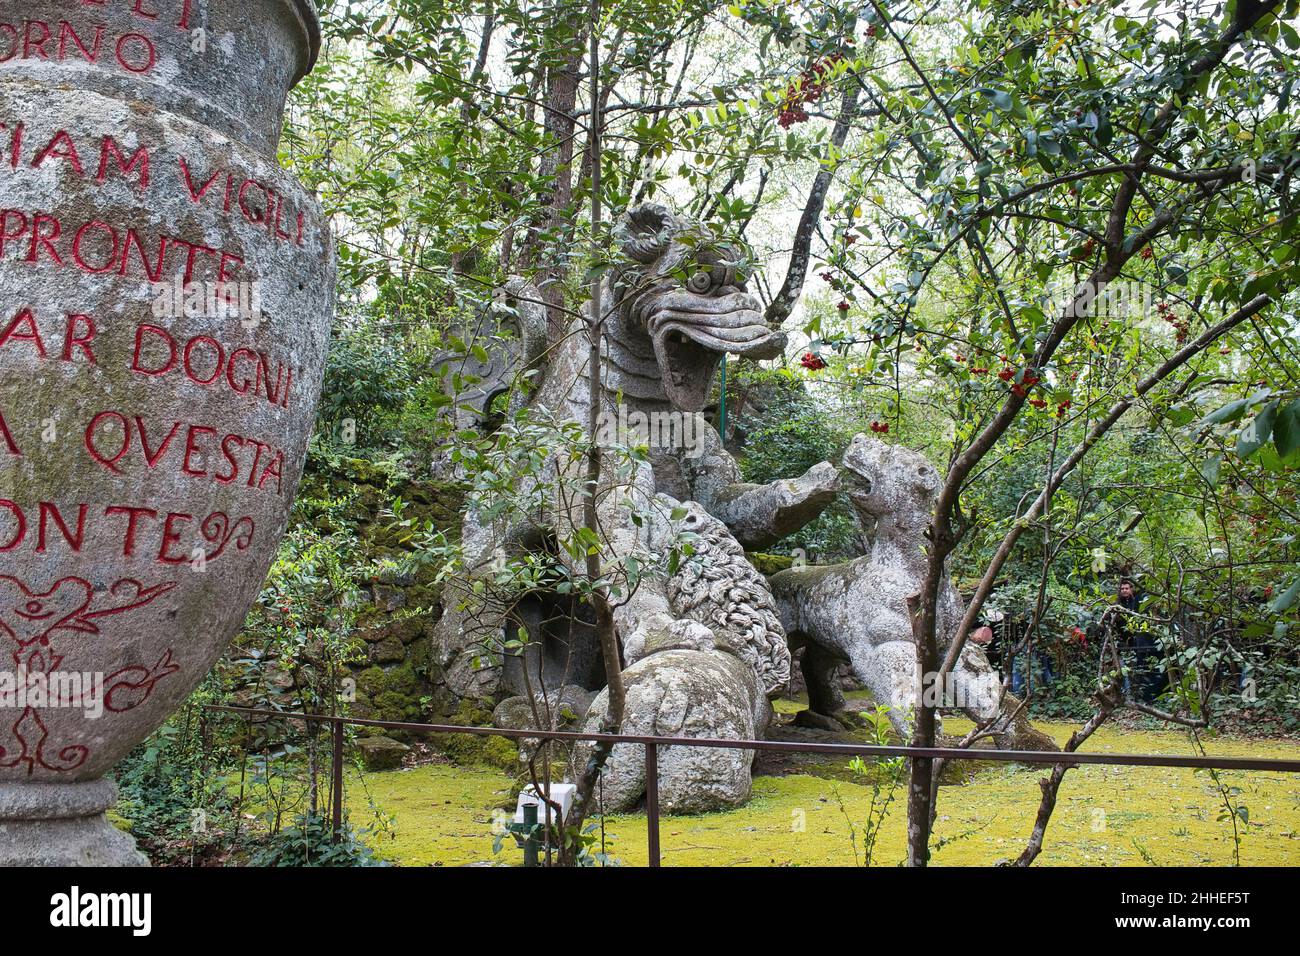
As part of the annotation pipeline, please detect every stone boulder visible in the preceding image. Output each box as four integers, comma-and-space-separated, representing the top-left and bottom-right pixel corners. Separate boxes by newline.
492, 685, 597, 732
356, 736, 410, 771
576, 647, 761, 813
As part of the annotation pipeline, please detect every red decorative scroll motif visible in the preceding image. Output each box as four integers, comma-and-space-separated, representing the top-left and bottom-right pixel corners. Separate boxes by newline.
0, 575, 178, 773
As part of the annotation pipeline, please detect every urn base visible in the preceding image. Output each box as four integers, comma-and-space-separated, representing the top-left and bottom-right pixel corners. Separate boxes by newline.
0, 779, 147, 867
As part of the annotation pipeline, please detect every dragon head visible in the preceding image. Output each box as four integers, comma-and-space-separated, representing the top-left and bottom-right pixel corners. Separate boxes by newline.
612, 204, 786, 411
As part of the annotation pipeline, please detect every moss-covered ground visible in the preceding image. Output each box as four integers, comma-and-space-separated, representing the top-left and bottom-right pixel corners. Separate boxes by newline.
351, 709, 1300, 867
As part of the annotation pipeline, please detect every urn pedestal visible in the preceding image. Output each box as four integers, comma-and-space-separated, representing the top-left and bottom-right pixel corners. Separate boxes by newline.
0, 0, 334, 864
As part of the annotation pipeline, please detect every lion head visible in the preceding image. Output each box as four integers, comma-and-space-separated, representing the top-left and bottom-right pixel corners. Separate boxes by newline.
842, 434, 942, 532
612, 204, 786, 411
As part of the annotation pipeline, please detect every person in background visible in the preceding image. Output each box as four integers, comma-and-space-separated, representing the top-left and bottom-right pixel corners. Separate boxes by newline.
1108, 577, 1164, 703
971, 606, 1004, 670
1007, 618, 1055, 698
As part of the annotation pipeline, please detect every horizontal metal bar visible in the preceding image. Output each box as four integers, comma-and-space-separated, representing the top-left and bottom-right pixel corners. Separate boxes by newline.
205, 704, 1300, 774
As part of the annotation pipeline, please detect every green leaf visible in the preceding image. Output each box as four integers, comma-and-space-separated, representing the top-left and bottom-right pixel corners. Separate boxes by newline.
1236, 401, 1276, 458
1271, 577, 1300, 614
1198, 455, 1220, 486
1273, 399, 1300, 458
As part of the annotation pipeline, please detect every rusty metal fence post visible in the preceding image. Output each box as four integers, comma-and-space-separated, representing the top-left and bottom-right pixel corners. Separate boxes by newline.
331, 718, 345, 839
645, 742, 661, 867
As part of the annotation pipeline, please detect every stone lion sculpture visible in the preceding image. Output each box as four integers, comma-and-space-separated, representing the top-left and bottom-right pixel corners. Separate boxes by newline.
771, 434, 1055, 750
432, 204, 839, 810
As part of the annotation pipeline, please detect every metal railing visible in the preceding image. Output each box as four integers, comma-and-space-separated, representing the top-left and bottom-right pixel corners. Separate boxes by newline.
206, 704, 1300, 867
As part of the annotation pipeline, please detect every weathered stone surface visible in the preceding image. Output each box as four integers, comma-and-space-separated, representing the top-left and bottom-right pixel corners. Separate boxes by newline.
356, 736, 410, 772
577, 647, 760, 813
492, 684, 596, 734
771, 435, 1052, 750
370, 638, 407, 665
0, 778, 146, 866
0, 0, 332, 864
432, 205, 838, 810
371, 586, 407, 613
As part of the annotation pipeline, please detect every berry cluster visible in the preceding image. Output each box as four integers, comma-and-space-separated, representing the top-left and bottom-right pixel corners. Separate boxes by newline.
1156, 301, 1188, 344
1012, 368, 1041, 398
869, 420, 890, 434
778, 54, 846, 128
800, 351, 827, 371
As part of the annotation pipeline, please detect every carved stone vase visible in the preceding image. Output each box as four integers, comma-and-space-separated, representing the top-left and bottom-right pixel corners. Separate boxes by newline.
0, 0, 333, 864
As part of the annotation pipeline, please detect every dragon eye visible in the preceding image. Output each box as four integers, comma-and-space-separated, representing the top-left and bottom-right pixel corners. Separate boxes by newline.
687, 271, 713, 293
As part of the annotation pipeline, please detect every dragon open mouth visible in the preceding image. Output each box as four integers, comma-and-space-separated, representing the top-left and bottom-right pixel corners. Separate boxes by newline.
643, 289, 786, 410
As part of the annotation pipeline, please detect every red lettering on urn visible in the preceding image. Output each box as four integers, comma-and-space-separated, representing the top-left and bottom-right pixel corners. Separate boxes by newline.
129, 324, 295, 411
175, 157, 309, 247
0, 310, 94, 364
71, 220, 120, 273
157, 511, 192, 563
118, 228, 167, 281
134, 417, 180, 467
0, 209, 26, 255
58, 20, 104, 62
0, 499, 258, 562
0, 25, 16, 64
23, 21, 51, 60
113, 33, 156, 73
178, 156, 221, 203
103, 504, 157, 557
96, 136, 150, 189
26, 213, 64, 266
4, 122, 23, 168
61, 313, 96, 364
0, 499, 26, 551
181, 424, 215, 476
84, 410, 130, 473
82, 408, 289, 495
182, 335, 223, 386
0, 308, 45, 357
132, 323, 178, 375
32, 130, 83, 174
36, 501, 87, 553
216, 433, 245, 483
0, 409, 21, 457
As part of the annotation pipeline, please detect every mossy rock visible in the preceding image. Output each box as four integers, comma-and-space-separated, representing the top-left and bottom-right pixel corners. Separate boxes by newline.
372, 690, 423, 723
483, 735, 521, 770
431, 731, 519, 770
358, 614, 428, 646
747, 552, 795, 575
356, 735, 410, 771
371, 638, 407, 664
353, 666, 391, 699
405, 638, 431, 673
448, 698, 494, 727
328, 456, 399, 487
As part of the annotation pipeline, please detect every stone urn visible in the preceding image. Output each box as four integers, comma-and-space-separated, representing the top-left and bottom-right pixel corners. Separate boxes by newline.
0, 0, 334, 864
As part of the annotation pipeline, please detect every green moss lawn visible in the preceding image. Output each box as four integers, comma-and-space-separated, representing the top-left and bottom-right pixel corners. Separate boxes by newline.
350, 716, 1300, 867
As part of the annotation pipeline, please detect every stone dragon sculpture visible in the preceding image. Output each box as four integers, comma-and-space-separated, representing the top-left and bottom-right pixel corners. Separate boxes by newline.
432, 204, 840, 810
